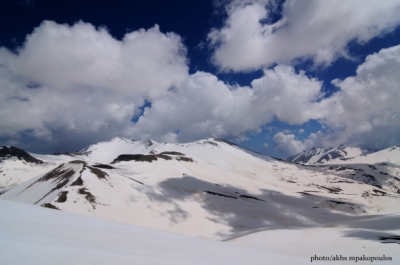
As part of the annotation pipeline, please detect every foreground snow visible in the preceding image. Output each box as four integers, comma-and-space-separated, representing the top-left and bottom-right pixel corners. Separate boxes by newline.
0, 200, 302, 265
1, 199, 399, 265
231, 215, 400, 262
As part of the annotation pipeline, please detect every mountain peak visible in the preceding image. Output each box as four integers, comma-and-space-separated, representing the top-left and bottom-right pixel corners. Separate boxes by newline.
141, 139, 155, 146
110, 136, 132, 142
0, 146, 43, 164
283, 145, 372, 164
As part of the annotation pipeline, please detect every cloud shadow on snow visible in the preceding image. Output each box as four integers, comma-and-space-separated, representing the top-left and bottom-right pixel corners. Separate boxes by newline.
343, 228, 400, 244
141, 175, 375, 239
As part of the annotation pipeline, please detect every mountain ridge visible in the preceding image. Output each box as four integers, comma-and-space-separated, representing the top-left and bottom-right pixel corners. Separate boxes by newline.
1, 137, 400, 240
0, 146, 43, 164
283, 145, 374, 164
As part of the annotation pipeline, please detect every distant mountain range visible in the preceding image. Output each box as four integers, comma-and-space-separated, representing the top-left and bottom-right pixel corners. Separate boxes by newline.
283, 145, 374, 164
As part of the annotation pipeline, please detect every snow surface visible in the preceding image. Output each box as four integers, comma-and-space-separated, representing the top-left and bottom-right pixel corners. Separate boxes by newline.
231, 218, 400, 262
0, 200, 303, 265
0, 158, 54, 194
77, 137, 156, 164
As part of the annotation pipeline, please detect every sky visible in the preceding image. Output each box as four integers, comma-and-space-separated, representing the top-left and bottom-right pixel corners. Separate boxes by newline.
1, 0, 400, 158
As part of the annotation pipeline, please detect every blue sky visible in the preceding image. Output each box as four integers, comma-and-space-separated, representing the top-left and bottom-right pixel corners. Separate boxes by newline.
1, 0, 400, 157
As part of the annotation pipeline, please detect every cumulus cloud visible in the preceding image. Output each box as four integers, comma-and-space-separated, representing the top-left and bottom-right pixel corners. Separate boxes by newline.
128, 65, 324, 143
273, 132, 305, 155
321, 44, 400, 150
273, 44, 400, 155
1, 19, 399, 156
3, 20, 327, 151
0, 21, 188, 151
11, 21, 188, 99
273, 131, 325, 155
209, 0, 400, 71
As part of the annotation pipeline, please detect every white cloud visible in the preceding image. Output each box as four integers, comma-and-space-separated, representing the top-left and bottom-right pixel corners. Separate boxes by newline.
273, 131, 324, 155
3, 21, 326, 151
273, 132, 305, 155
321, 44, 400, 150
209, 0, 400, 71
11, 21, 188, 99
128, 65, 324, 143
273, 44, 400, 155
1, 19, 399, 155
0, 21, 188, 151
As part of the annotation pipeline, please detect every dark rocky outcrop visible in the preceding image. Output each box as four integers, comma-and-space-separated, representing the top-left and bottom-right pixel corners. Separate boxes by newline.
0, 146, 43, 164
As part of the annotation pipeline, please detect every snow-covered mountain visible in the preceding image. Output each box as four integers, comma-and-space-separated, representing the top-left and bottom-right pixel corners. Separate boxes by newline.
0, 146, 43, 164
283, 145, 372, 164
0, 146, 55, 195
1, 137, 400, 241
323, 145, 400, 165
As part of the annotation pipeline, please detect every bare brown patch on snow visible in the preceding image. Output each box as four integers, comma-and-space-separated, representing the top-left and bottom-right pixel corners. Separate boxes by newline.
56, 191, 68, 203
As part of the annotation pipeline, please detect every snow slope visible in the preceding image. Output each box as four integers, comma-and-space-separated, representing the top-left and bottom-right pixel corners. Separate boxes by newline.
2, 199, 399, 265
0, 200, 302, 265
